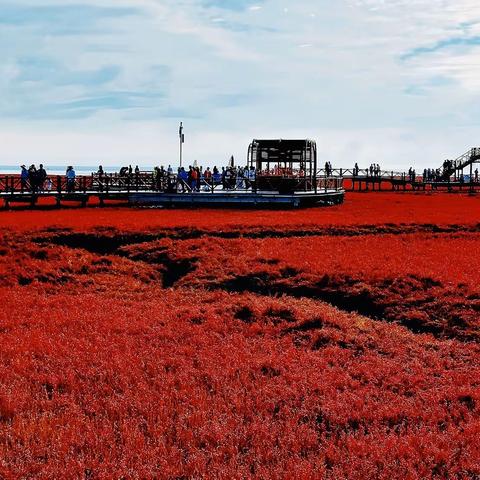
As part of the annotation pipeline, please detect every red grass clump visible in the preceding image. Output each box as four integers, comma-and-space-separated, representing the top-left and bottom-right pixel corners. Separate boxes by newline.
0, 192, 480, 478
0, 192, 480, 232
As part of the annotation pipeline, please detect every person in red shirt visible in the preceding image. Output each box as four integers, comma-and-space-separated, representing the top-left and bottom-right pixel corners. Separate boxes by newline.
191, 167, 198, 191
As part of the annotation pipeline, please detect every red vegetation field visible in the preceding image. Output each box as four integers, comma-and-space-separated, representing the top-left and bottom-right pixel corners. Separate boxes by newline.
1, 193, 480, 479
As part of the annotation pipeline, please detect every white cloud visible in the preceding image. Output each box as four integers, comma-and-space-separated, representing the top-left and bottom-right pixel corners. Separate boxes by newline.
1, 0, 480, 171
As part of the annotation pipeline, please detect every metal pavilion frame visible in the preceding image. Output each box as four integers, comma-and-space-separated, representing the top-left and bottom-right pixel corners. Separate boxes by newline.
247, 139, 319, 194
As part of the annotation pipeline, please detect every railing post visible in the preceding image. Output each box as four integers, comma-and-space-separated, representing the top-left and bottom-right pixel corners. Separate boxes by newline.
57, 176, 62, 194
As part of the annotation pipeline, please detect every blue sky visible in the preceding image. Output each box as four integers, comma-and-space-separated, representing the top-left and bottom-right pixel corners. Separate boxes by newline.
1, 0, 480, 169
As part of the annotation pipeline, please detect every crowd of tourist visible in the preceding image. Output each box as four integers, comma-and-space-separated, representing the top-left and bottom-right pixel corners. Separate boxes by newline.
351, 162, 480, 184
324, 162, 334, 176
423, 168, 442, 182
16, 159, 480, 194
19, 165, 77, 193
407, 167, 417, 182
351, 163, 382, 177
422, 165, 479, 183
94, 163, 257, 193
155, 165, 256, 192
369, 164, 382, 177
20, 164, 51, 193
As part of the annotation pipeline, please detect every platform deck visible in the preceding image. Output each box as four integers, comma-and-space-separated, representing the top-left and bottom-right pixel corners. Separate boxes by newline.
128, 190, 344, 208
0, 189, 344, 209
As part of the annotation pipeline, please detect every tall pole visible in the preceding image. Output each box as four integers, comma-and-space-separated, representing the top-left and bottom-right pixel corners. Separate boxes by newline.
179, 122, 184, 168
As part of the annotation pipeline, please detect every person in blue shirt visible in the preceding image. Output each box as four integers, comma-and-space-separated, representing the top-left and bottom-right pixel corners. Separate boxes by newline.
66, 166, 76, 192
177, 167, 188, 193
20, 165, 29, 191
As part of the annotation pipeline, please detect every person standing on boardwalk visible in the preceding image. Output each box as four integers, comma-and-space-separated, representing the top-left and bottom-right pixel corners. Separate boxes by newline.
177, 167, 188, 192
37, 164, 47, 191
153, 167, 160, 191
66, 166, 76, 193
204, 167, 212, 190
160, 166, 168, 191
325, 161, 331, 176
20, 165, 29, 191
97, 165, 105, 192
28, 165, 38, 193
221, 167, 226, 190
192, 167, 200, 192
225, 167, 233, 190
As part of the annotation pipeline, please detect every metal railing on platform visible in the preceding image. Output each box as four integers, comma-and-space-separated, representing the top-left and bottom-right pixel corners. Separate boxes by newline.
0, 171, 344, 197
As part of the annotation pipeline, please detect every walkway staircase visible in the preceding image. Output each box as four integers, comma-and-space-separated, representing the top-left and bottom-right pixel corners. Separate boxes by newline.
443, 148, 480, 178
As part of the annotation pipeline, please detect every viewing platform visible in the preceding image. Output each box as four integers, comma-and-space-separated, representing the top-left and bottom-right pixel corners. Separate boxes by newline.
0, 174, 344, 209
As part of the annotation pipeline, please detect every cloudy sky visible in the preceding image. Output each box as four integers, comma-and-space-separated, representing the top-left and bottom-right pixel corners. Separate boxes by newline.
1, 0, 480, 169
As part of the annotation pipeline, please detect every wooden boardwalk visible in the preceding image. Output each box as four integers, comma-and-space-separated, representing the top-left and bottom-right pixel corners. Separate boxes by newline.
328, 147, 480, 193
315, 169, 480, 193
0, 174, 344, 209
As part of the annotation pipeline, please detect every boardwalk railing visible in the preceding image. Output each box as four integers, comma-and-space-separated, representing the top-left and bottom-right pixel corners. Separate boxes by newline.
317, 168, 407, 179
4, 167, 480, 196
0, 175, 92, 194
0, 172, 344, 196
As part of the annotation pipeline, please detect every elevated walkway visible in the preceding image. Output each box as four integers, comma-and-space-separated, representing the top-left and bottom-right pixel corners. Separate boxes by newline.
317, 146, 480, 193
441, 147, 480, 180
